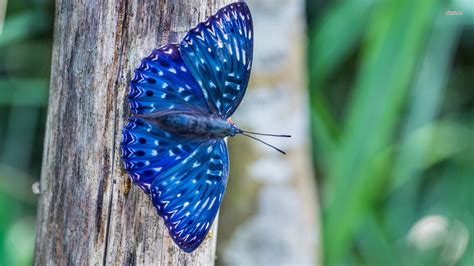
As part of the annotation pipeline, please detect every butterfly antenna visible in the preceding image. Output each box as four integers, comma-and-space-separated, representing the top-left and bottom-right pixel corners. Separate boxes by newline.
240, 133, 288, 155
241, 130, 291, 138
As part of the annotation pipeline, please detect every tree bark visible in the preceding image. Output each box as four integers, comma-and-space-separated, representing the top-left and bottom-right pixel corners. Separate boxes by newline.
34, 0, 232, 265
217, 0, 321, 265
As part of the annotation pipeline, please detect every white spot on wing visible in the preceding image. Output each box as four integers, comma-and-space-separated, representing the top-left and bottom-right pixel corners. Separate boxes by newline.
201, 198, 209, 208
209, 196, 217, 209
194, 200, 201, 209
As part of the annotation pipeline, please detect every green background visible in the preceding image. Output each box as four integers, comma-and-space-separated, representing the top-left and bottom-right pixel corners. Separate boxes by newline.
0, 0, 472, 265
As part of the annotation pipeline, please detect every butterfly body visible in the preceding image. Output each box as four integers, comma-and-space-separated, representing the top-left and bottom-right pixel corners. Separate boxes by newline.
140, 112, 240, 138
121, 2, 253, 252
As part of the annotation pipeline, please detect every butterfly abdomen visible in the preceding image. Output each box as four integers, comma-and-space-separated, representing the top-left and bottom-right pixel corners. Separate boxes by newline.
146, 112, 239, 138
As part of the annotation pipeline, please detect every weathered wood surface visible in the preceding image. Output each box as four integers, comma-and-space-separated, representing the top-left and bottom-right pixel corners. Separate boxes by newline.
217, 0, 321, 265
34, 0, 232, 265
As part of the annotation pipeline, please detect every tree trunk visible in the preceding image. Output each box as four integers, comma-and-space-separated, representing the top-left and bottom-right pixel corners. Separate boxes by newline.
34, 0, 232, 264
217, 0, 321, 265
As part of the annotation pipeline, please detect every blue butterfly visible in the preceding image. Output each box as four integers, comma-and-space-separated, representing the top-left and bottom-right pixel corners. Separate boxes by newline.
121, 2, 289, 253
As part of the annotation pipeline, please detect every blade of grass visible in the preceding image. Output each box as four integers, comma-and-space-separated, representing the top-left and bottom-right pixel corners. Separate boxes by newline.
323, 0, 439, 264
310, 96, 338, 169
391, 0, 464, 192
308, 0, 372, 84
383, 10, 463, 245
308, 0, 373, 168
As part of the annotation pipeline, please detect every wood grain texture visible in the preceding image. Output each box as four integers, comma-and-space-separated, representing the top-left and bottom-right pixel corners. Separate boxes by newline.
34, 0, 232, 265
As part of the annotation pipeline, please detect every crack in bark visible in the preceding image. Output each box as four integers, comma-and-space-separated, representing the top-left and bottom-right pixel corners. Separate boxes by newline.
102, 0, 130, 265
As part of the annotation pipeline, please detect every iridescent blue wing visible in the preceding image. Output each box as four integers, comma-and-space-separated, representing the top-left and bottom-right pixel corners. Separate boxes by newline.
180, 2, 253, 118
129, 44, 210, 115
121, 117, 202, 194
150, 139, 229, 253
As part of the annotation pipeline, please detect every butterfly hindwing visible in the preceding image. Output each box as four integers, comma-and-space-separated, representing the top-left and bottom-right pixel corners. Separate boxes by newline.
150, 139, 229, 252
121, 117, 202, 194
129, 44, 210, 116
180, 2, 253, 118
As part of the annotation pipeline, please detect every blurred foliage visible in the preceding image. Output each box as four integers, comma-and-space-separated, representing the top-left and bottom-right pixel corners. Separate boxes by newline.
307, 0, 473, 265
1, 0, 473, 265
0, 0, 54, 265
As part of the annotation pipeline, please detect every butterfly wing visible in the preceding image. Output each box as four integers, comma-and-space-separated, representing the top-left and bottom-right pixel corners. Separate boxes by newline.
129, 44, 210, 116
123, 2, 246, 253
180, 2, 253, 118
150, 139, 229, 252
124, 42, 215, 193
121, 117, 202, 194
122, 118, 230, 252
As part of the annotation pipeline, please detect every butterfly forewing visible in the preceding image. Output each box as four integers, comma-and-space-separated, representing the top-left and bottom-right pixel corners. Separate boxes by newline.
180, 2, 253, 118
150, 139, 229, 252
129, 44, 210, 116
